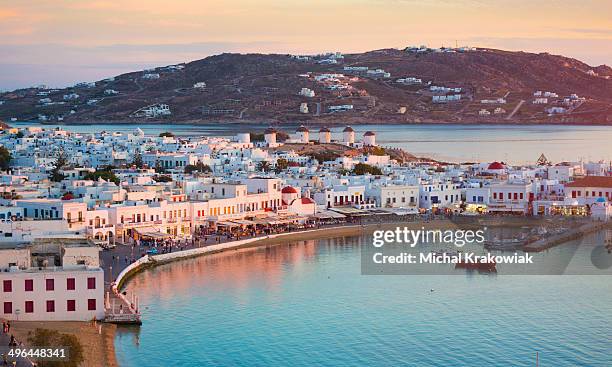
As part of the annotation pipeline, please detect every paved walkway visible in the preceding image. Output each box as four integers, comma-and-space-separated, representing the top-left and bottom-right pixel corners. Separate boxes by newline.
0, 329, 33, 367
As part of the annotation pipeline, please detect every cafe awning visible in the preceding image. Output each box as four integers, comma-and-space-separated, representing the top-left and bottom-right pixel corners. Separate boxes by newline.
229, 219, 256, 226
217, 221, 240, 227
135, 227, 172, 239
329, 207, 371, 216
312, 210, 346, 219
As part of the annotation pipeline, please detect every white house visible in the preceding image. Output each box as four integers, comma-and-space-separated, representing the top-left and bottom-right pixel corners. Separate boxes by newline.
487, 181, 533, 214
0, 239, 105, 321
366, 185, 419, 209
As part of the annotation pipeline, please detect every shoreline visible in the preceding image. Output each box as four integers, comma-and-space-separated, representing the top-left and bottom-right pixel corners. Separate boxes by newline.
14, 120, 612, 127
115, 216, 549, 291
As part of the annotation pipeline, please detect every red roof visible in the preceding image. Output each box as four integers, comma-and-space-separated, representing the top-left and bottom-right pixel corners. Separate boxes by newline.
566, 176, 612, 188
281, 186, 299, 194
301, 197, 315, 204
488, 162, 505, 170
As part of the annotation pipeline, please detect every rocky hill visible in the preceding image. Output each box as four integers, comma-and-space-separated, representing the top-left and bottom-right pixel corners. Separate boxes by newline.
1, 48, 611, 125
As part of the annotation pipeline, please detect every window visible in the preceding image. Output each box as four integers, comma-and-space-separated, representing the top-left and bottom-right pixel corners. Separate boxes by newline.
2, 280, 11, 292
46, 278, 54, 291
493, 193, 497, 199
25, 301, 34, 313
520, 193, 524, 200
67, 300, 76, 312
46, 300, 55, 312
67, 278, 75, 290
25, 279, 33, 292
87, 299, 96, 311
3, 302, 11, 314
87, 277, 96, 290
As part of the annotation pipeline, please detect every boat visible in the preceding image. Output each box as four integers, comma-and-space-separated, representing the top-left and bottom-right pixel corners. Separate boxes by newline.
484, 238, 523, 250
455, 258, 497, 272
430, 250, 460, 257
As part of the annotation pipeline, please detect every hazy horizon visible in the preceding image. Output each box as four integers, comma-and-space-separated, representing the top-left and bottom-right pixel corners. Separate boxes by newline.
1, 0, 611, 91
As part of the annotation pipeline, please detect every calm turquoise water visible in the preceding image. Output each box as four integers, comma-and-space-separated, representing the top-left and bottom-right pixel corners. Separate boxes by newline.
11, 122, 612, 163
115, 232, 612, 367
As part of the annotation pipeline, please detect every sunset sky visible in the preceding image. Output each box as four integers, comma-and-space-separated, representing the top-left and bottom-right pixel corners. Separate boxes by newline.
1, 0, 611, 90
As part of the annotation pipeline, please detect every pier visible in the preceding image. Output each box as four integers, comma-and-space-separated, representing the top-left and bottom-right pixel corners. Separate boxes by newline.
522, 221, 611, 252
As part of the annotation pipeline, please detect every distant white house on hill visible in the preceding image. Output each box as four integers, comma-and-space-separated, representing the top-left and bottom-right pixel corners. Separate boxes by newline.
131, 104, 172, 118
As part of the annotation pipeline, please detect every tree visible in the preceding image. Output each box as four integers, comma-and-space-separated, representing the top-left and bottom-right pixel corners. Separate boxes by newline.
159, 131, 174, 137
84, 169, 120, 184
274, 158, 288, 173
152, 174, 173, 182
184, 162, 211, 174
154, 161, 166, 174
352, 163, 383, 176
308, 151, 340, 163
249, 132, 265, 142
256, 161, 272, 173
27, 328, 84, 367
0, 146, 11, 171
49, 148, 68, 182
131, 150, 143, 168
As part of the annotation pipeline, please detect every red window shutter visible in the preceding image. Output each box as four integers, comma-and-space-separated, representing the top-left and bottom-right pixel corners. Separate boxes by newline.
46, 278, 54, 291
67, 278, 76, 290
25, 279, 33, 292
67, 300, 76, 312
87, 277, 96, 290
3, 302, 11, 314
46, 300, 55, 312
87, 299, 96, 311
25, 301, 34, 313
2, 280, 11, 292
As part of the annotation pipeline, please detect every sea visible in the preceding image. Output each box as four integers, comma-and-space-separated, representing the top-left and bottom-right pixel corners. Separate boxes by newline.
10, 122, 612, 164
114, 231, 612, 366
